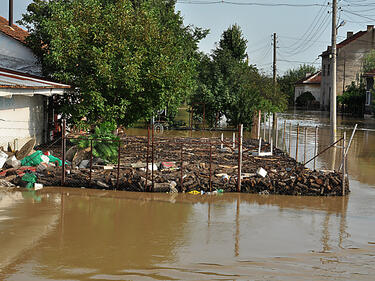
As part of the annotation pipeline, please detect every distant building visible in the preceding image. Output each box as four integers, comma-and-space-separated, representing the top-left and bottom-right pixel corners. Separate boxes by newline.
294, 71, 321, 105
0, 16, 70, 150
320, 25, 375, 110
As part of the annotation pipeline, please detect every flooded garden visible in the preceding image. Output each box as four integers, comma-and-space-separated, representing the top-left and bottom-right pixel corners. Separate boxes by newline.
1, 110, 375, 280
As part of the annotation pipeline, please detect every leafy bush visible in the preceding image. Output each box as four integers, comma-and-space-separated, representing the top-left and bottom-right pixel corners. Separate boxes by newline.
71, 122, 119, 163
337, 82, 366, 117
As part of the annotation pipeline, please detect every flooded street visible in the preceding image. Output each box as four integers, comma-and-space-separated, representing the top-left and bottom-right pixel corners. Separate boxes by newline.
1, 110, 375, 280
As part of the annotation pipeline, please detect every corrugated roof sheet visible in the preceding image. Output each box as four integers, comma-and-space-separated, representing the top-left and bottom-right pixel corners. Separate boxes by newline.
0, 16, 29, 44
0, 68, 70, 89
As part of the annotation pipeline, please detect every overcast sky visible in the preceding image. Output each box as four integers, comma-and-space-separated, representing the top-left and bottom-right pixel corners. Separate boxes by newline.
1, 0, 373, 75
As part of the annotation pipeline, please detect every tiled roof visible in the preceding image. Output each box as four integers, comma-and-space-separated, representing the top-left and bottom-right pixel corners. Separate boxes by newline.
295, 71, 321, 85
337, 31, 367, 49
0, 16, 29, 44
321, 30, 367, 57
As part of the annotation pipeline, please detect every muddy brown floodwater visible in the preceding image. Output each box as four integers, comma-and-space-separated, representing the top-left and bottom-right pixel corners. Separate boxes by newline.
1, 110, 375, 280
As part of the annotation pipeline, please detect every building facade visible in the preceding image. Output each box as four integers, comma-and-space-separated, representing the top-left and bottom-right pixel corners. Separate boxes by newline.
294, 71, 321, 105
320, 25, 375, 110
0, 16, 69, 150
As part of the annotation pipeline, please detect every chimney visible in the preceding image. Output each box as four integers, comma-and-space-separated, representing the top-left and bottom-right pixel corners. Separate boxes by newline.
367, 25, 374, 31
347, 31, 353, 38
9, 0, 13, 26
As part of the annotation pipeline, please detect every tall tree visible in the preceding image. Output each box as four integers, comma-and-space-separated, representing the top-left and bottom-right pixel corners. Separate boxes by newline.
191, 24, 286, 128
19, 0, 207, 127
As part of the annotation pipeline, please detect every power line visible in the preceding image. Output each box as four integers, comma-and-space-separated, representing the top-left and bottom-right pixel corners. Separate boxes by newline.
176, 0, 328, 7
342, 9, 375, 21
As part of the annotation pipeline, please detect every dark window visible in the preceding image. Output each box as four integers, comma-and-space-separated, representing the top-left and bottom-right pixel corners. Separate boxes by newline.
322, 65, 325, 76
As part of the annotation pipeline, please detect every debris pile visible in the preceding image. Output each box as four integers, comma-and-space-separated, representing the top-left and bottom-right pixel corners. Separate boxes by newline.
0, 136, 349, 196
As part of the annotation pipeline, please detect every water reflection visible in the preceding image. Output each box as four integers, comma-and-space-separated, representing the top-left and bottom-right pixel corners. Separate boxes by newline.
0, 187, 361, 280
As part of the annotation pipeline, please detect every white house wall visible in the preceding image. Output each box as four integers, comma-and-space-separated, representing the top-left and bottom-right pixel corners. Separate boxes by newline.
0, 33, 41, 76
295, 85, 321, 102
0, 95, 46, 150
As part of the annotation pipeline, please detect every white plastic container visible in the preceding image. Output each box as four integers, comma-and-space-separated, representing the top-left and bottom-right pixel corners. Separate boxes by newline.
34, 183, 44, 190
256, 167, 268, 178
0, 151, 8, 169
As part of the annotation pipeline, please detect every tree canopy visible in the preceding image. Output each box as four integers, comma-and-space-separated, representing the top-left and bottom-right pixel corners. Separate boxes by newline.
20, 0, 207, 127
190, 24, 286, 128
363, 50, 375, 74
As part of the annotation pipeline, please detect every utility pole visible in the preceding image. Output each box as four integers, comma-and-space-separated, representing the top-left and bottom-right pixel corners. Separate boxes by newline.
272, 33, 277, 131
273, 33, 277, 86
330, 0, 337, 142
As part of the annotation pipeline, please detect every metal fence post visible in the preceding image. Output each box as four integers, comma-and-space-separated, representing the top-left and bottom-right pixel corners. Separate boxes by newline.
145, 126, 150, 191
289, 123, 292, 156
257, 110, 261, 139
89, 139, 93, 187
314, 126, 318, 170
304, 127, 307, 165
151, 123, 154, 192
209, 143, 212, 192
296, 123, 299, 162
275, 118, 278, 148
180, 143, 184, 192
116, 139, 121, 189
283, 120, 286, 150
61, 119, 66, 186
342, 132, 346, 196
263, 113, 266, 140
268, 113, 271, 142
237, 124, 243, 192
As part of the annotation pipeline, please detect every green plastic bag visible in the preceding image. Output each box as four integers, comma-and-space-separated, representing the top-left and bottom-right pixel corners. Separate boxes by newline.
22, 173, 37, 189
21, 150, 43, 166
48, 155, 63, 166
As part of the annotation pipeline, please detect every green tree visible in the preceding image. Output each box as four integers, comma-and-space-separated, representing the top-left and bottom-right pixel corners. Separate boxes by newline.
278, 64, 317, 105
190, 24, 286, 128
337, 82, 366, 117
19, 0, 207, 128
363, 50, 375, 73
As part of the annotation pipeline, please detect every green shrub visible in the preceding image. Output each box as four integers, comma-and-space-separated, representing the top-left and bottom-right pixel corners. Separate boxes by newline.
337, 82, 366, 117
71, 122, 119, 163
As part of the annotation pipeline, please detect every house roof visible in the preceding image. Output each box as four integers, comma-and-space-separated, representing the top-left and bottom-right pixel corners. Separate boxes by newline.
295, 71, 321, 85
0, 16, 29, 44
0, 67, 70, 97
321, 30, 367, 57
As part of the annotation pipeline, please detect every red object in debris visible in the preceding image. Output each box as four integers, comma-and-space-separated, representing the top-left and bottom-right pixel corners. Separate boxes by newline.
16, 166, 37, 177
0, 166, 36, 178
161, 162, 176, 168
44, 151, 51, 156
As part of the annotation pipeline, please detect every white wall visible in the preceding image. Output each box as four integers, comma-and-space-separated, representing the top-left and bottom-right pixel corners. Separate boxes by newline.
0, 33, 41, 75
0, 95, 46, 150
